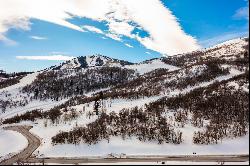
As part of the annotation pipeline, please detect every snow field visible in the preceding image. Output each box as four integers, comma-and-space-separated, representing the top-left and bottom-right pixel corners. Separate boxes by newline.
0, 128, 28, 160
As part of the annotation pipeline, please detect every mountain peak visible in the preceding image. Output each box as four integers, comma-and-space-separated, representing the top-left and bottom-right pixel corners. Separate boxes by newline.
52, 54, 134, 70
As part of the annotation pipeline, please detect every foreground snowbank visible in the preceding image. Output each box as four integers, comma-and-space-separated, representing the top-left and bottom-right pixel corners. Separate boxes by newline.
0, 128, 28, 160
35, 134, 249, 158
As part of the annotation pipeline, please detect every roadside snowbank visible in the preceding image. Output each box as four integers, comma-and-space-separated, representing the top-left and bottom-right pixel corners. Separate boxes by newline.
35, 133, 249, 157
0, 128, 28, 160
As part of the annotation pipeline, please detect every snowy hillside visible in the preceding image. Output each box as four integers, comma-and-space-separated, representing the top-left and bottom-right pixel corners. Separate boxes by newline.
125, 58, 180, 75
162, 37, 249, 67
0, 37, 249, 160
202, 37, 248, 60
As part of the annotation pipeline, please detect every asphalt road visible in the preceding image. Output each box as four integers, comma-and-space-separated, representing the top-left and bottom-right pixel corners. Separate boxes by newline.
25, 155, 249, 165
0, 125, 249, 165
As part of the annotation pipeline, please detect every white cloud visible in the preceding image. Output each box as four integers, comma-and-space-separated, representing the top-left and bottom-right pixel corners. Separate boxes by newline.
83, 24, 126, 42
125, 43, 133, 48
108, 21, 135, 38
82, 25, 104, 34
233, 6, 249, 20
233, 0, 249, 20
0, 0, 200, 56
146, 52, 151, 55
30, 36, 47, 40
16, 55, 75, 61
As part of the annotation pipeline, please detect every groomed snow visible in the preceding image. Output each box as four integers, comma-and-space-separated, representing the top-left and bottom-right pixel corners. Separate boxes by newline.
0, 72, 39, 93
0, 128, 28, 158
125, 59, 180, 75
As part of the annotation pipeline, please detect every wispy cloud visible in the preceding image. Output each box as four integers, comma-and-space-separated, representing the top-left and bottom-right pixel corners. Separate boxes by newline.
0, 0, 200, 56
233, 4, 249, 20
30, 36, 47, 40
146, 52, 151, 55
82, 25, 104, 34
233, 7, 249, 20
125, 43, 133, 48
16, 55, 75, 61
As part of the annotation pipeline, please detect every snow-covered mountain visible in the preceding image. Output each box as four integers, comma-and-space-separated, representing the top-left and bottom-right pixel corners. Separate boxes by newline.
49, 54, 181, 76
47, 37, 248, 75
0, 37, 249, 159
51, 55, 134, 70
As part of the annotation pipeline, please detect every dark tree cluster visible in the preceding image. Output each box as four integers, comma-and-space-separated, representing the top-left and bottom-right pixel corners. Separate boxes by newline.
0, 76, 23, 89
95, 62, 230, 100
3, 109, 43, 124
161, 51, 206, 67
0, 71, 32, 79
51, 106, 183, 145
34, 62, 233, 111
22, 67, 136, 100
0, 98, 29, 113
143, 73, 249, 145
3, 106, 64, 125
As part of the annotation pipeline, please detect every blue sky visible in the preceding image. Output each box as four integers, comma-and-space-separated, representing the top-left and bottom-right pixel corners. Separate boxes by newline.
0, 0, 248, 72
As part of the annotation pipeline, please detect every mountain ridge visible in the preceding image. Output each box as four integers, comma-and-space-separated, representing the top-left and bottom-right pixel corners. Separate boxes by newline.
47, 37, 248, 72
